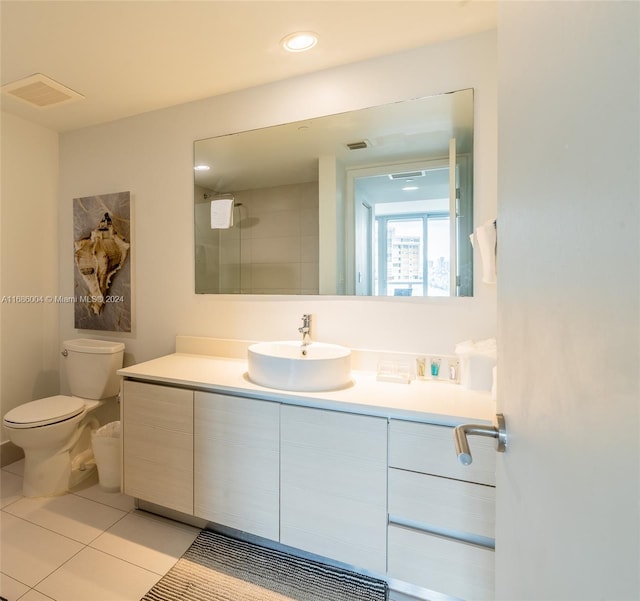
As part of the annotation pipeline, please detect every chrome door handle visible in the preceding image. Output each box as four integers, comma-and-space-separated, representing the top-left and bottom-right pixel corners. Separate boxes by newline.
453, 413, 507, 465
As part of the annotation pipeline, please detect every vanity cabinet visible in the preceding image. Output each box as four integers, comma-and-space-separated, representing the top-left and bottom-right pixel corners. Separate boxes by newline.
121, 380, 194, 515
121, 370, 496, 601
280, 405, 388, 574
387, 419, 496, 600
193, 391, 279, 539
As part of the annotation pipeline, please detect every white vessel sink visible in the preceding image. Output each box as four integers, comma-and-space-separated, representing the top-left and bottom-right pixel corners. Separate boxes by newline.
247, 341, 352, 392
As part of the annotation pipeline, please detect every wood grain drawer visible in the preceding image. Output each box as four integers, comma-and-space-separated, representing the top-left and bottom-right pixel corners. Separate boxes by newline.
389, 467, 495, 539
388, 524, 494, 601
122, 380, 194, 515
194, 392, 280, 540
389, 419, 495, 485
280, 406, 388, 574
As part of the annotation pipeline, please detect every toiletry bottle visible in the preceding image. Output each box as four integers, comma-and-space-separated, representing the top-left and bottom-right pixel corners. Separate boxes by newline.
430, 357, 441, 378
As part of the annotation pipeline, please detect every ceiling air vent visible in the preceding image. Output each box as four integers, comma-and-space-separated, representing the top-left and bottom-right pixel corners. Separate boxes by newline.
346, 140, 370, 150
388, 171, 425, 180
1, 73, 84, 108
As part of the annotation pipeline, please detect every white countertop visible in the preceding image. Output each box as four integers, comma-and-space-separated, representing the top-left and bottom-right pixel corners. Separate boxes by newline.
118, 352, 496, 426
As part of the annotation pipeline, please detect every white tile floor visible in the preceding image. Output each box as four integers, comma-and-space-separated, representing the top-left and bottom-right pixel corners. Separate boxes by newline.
1, 459, 422, 601
0, 460, 200, 601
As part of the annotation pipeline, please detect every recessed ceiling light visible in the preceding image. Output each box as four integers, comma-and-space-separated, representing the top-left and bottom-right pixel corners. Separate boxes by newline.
402, 186, 419, 191
281, 31, 318, 53
194, 165, 210, 171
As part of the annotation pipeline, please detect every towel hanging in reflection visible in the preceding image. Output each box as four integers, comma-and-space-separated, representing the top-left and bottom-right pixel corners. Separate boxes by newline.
469, 219, 497, 284
210, 198, 234, 229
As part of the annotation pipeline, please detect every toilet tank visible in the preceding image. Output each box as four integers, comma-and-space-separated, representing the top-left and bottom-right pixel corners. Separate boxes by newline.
63, 339, 125, 400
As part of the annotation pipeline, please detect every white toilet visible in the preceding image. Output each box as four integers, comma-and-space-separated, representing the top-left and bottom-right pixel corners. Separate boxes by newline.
3, 338, 125, 497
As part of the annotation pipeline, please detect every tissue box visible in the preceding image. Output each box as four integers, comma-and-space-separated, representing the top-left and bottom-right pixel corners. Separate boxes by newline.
459, 355, 496, 391
456, 338, 497, 392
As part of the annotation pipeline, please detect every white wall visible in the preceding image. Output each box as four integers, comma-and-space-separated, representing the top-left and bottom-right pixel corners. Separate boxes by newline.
1, 112, 60, 447
58, 31, 497, 371
496, 2, 639, 599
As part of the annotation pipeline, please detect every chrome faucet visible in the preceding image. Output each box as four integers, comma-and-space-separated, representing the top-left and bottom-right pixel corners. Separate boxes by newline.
298, 314, 311, 347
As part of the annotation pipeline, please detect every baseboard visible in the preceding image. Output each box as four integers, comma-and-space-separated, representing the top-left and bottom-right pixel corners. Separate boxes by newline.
137, 499, 208, 529
1, 440, 24, 467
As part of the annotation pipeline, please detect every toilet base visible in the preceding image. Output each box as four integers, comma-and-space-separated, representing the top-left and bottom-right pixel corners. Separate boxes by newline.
23, 447, 73, 497
23, 448, 98, 497
20, 417, 99, 497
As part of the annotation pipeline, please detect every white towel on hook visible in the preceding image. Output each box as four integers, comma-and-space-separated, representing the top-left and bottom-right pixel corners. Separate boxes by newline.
470, 219, 497, 284
210, 198, 234, 229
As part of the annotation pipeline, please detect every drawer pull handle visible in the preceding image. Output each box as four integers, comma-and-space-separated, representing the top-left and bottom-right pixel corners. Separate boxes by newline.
453, 413, 507, 465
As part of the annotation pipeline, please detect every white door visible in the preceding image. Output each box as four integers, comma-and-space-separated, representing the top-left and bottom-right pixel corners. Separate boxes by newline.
495, 3, 639, 600
355, 198, 372, 295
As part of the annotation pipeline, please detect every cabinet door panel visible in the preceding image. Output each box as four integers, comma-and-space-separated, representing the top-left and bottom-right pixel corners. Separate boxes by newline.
389, 468, 495, 539
389, 419, 495, 485
280, 405, 387, 573
122, 381, 193, 515
388, 524, 494, 601
194, 392, 279, 540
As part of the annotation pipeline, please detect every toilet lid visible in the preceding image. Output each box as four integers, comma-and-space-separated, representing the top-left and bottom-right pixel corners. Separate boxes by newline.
3, 395, 85, 429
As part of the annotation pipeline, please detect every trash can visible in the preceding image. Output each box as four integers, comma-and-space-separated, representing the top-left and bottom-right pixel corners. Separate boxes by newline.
91, 421, 121, 492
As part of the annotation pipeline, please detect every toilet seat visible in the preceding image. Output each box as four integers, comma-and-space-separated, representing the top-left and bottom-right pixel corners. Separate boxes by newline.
3, 395, 85, 429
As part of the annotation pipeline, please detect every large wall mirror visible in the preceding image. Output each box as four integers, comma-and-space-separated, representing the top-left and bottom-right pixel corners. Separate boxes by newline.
194, 88, 473, 297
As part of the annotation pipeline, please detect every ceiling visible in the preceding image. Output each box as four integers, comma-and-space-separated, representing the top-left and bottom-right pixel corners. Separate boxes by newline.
1, 1, 496, 133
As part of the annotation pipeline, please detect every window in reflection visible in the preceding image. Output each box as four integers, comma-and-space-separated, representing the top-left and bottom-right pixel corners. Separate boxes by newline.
426, 216, 451, 296
373, 211, 450, 297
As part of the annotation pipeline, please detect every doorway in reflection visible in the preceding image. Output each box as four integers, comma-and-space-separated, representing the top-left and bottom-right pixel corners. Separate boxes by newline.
352, 157, 471, 297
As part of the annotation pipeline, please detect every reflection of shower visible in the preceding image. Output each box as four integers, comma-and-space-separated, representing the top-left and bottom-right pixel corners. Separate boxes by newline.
204, 192, 243, 230
203, 192, 258, 229
200, 192, 245, 292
